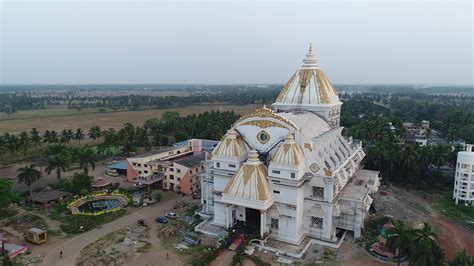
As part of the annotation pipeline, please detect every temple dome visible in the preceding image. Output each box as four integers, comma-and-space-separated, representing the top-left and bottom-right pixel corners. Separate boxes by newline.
222, 150, 273, 210
271, 133, 304, 166
212, 128, 248, 158
273, 44, 340, 106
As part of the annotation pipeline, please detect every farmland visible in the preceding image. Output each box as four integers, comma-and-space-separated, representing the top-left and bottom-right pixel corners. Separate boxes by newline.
0, 104, 260, 133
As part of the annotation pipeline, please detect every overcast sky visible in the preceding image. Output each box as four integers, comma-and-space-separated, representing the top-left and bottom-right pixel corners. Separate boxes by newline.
1, 1, 473, 85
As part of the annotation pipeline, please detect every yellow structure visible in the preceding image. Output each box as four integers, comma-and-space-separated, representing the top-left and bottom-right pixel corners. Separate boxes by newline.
24, 227, 47, 244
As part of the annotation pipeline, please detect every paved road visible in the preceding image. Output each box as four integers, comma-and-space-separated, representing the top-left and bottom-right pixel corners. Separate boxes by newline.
42, 192, 195, 266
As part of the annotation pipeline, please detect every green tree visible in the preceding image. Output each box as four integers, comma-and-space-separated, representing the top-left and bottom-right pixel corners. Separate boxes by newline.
449, 250, 474, 266
45, 154, 70, 180
0, 178, 19, 212
386, 220, 413, 266
409, 222, 444, 266
70, 172, 93, 194
88, 125, 102, 143
30, 128, 42, 151
19, 131, 31, 157
75, 147, 98, 176
60, 129, 73, 144
17, 164, 42, 195
74, 128, 85, 144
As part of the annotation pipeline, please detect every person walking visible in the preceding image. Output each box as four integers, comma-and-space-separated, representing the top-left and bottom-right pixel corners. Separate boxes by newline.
60, 250, 63, 259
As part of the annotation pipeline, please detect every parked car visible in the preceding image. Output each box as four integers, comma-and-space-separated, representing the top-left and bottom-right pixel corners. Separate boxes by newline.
192, 192, 201, 199
165, 212, 177, 219
106, 169, 119, 177
155, 216, 168, 224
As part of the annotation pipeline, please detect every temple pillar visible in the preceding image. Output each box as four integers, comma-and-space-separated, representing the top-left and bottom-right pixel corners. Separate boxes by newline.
260, 210, 266, 238
226, 204, 233, 228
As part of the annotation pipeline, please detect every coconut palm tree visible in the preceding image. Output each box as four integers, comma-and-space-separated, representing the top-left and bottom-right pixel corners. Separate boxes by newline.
18, 131, 31, 157
17, 164, 42, 195
74, 128, 85, 144
409, 222, 444, 266
30, 128, 42, 151
45, 154, 70, 180
75, 147, 97, 175
88, 126, 102, 143
386, 220, 413, 266
449, 250, 474, 266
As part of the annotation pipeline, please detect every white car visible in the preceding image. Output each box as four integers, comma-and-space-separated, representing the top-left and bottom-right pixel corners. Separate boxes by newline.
107, 169, 119, 177
165, 212, 177, 219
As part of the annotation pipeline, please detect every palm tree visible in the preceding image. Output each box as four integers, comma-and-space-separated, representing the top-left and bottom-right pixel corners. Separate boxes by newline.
449, 250, 474, 266
18, 131, 31, 157
30, 128, 42, 151
398, 145, 420, 183
49, 130, 59, 143
74, 128, 85, 144
409, 222, 444, 266
88, 126, 102, 143
386, 220, 413, 266
60, 129, 73, 144
45, 154, 69, 180
17, 164, 42, 195
75, 147, 97, 175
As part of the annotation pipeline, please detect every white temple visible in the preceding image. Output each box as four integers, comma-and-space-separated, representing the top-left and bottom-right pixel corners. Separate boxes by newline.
199, 45, 380, 245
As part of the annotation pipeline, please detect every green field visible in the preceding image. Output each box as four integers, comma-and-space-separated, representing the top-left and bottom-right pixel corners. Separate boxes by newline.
0, 104, 260, 133
431, 191, 474, 231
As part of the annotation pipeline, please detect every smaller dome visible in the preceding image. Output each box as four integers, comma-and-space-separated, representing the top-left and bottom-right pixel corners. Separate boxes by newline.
271, 133, 304, 166
212, 128, 247, 158
223, 150, 273, 206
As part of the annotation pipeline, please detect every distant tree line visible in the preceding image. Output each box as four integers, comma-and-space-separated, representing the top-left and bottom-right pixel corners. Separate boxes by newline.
0, 86, 281, 114
0, 110, 239, 164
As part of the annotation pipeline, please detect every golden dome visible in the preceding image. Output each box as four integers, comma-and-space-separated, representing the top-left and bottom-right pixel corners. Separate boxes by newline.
274, 45, 339, 105
212, 128, 247, 158
271, 133, 304, 165
223, 150, 272, 202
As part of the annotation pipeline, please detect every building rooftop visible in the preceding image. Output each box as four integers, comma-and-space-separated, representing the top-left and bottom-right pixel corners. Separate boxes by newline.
339, 169, 379, 202
30, 189, 70, 204
27, 227, 47, 234
174, 153, 205, 168
131, 145, 188, 158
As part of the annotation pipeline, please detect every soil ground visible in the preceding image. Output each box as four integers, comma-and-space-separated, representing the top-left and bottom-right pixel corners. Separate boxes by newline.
0, 104, 259, 133
374, 185, 474, 260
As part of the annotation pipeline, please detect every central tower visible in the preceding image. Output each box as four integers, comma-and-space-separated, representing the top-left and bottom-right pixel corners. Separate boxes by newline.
272, 44, 342, 127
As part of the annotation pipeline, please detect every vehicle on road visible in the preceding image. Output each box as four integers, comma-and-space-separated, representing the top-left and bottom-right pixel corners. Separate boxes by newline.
155, 216, 168, 224
165, 212, 177, 219
192, 192, 201, 199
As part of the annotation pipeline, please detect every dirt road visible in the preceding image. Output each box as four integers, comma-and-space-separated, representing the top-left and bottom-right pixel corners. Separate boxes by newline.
41, 192, 195, 266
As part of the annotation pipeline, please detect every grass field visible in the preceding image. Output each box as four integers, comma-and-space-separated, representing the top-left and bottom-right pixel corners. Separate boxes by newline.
0, 104, 260, 133
431, 191, 474, 231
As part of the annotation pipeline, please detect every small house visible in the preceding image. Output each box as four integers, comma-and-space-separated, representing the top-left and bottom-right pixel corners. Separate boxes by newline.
24, 227, 47, 244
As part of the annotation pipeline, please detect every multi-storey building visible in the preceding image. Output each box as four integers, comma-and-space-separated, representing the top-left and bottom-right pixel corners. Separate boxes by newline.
453, 144, 474, 205
164, 153, 205, 195
126, 139, 217, 190
199, 46, 380, 245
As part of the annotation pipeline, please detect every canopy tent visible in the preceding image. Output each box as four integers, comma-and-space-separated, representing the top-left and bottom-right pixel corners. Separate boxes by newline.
108, 161, 128, 170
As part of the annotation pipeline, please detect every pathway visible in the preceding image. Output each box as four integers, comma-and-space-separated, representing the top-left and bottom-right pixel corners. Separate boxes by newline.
41, 192, 195, 266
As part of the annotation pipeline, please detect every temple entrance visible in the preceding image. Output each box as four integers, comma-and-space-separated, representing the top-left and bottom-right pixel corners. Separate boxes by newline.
245, 208, 260, 233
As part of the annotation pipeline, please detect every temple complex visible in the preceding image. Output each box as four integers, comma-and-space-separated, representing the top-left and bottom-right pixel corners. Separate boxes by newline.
199, 46, 380, 245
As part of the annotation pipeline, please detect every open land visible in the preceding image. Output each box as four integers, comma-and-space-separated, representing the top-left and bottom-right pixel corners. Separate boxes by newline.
374, 185, 474, 260
2, 183, 473, 265
0, 104, 260, 133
